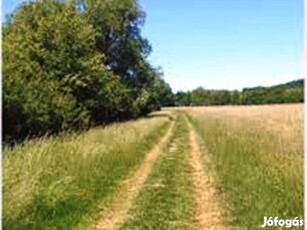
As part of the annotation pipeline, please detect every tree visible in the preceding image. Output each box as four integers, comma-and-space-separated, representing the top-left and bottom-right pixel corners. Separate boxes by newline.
3, 0, 172, 141
3, 0, 95, 140
175, 91, 191, 106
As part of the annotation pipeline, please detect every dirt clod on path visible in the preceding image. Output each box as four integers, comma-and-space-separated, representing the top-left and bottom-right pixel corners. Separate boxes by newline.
95, 121, 175, 230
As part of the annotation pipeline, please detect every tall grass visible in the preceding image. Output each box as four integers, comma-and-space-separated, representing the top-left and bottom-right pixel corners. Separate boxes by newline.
186, 104, 303, 229
3, 114, 171, 230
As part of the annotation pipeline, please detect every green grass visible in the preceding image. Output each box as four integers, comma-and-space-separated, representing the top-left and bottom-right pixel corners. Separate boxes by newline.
4, 106, 303, 229
187, 108, 303, 230
3, 114, 171, 230
119, 113, 196, 230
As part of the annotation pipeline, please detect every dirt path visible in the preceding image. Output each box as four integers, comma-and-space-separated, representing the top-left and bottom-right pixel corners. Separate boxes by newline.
187, 121, 226, 230
95, 121, 175, 230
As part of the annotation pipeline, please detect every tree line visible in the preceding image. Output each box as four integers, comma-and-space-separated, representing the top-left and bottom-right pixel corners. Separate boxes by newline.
3, 0, 173, 142
3, 0, 303, 142
173, 79, 304, 106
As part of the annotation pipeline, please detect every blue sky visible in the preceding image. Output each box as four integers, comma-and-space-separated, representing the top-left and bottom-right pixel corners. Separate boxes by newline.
139, 0, 303, 91
2, 0, 22, 21
3, 0, 304, 92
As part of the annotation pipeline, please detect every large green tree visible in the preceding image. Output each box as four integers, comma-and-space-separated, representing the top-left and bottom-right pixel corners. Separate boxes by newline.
3, 0, 94, 139
3, 0, 172, 141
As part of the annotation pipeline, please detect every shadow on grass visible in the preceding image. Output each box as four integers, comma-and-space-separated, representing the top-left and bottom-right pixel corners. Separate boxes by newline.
3, 111, 174, 149
145, 112, 174, 121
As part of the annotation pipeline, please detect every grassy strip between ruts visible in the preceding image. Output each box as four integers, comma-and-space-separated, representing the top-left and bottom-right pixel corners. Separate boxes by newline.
187, 112, 303, 230
119, 113, 196, 230
3, 114, 172, 230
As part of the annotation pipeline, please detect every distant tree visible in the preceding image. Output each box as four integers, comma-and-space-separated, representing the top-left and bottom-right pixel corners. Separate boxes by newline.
190, 87, 208, 106
175, 91, 191, 106
174, 79, 303, 107
230, 90, 241, 105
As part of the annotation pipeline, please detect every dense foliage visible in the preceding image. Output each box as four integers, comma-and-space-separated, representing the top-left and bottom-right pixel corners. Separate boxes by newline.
3, 0, 173, 142
241, 79, 304, 105
174, 79, 304, 106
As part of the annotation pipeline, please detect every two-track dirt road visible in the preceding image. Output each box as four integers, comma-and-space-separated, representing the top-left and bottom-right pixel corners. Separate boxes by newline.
93, 114, 228, 230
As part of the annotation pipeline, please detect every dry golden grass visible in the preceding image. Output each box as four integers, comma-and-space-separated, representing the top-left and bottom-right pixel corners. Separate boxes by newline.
180, 104, 303, 229
185, 104, 303, 163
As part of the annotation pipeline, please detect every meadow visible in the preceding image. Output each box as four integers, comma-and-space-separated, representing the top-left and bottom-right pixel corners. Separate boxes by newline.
3, 104, 303, 230
186, 104, 304, 229
3, 114, 172, 229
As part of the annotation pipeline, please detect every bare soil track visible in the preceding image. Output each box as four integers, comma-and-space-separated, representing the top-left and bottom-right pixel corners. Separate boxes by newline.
187, 121, 226, 230
94, 117, 230, 230
95, 121, 175, 230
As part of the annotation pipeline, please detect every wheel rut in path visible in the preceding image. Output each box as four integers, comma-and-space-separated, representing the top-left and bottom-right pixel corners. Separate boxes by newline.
95, 121, 175, 230
187, 121, 227, 230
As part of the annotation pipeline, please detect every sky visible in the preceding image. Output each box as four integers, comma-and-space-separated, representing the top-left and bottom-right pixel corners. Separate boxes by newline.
2, 0, 304, 92
2, 0, 22, 21
139, 0, 304, 92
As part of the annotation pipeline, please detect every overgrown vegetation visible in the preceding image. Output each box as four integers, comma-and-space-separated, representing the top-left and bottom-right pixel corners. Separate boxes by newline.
3, 115, 171, 230
3, 0, 173, 142
174, 79, 304, 106
187, 105, 303, 229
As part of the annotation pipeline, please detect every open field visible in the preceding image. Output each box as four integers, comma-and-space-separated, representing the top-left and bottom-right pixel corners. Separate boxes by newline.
185, 104, 303, 229
3, 104, 303, 229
